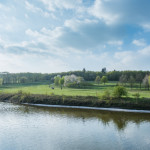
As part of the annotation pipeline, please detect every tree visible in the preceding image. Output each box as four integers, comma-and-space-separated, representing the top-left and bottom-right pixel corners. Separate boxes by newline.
0, 78, 3, 86
128, 75, 135, 89
136, 73, 143, 90
64, 74, 84, 87
59, 77, 64, 90
119, 74, 128, 86
82, 68, 86, 73
143, 75, 149, 90
77, 77, 84, 83
95, 76, 101, 85
54, 75, 61, 86
113, 86, 128, 98
102, 67, 106, 73
20, 77, 27, 83
101, 76, 108, 85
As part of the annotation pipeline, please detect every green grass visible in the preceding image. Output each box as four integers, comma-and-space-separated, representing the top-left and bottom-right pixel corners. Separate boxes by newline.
0, 81, 150, 98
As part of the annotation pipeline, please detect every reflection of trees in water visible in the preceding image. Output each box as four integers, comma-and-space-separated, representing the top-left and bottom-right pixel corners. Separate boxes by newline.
16, 104, 150, 130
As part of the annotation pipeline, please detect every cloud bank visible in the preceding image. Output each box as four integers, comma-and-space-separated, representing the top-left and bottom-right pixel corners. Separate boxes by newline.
0, 0, 150, 72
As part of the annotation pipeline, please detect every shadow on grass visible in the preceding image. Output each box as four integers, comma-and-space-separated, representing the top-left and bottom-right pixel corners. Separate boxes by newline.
68, 84, 116, 90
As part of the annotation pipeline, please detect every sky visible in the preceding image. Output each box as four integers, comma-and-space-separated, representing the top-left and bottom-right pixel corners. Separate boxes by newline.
0, 0, 150, 73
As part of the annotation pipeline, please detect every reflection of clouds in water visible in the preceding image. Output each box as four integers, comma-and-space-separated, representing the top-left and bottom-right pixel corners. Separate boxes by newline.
21, 104, 150, 131
0, 102, 150, 150
145, 138, 150, 144
1, 102, 150, 131
118, 122, 150, 149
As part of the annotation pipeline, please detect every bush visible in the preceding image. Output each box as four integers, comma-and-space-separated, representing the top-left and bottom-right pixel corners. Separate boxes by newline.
113, 86, 128, 98
132, 93, 140, 99
101, 90, 111, 100
66, 82, 92, 88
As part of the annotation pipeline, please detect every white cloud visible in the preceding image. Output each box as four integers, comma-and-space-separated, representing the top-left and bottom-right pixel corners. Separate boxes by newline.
138, 45, 150, 56
108, 40, 123, 46
141, 23, 150, 32
132, 39, 146, 47
113, 46, 150, 70
89, 0, 120, 25
25, 1, 53, 18
0, 53, 68, 73
114, 51, 134, 64
0, 3, 10, 11
1, 0, 150, 72
39, 0, 82, 11
88, 0, 150, 27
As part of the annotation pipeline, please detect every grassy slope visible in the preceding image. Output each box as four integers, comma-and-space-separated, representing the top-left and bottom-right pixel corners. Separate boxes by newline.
0, 81, 150, 98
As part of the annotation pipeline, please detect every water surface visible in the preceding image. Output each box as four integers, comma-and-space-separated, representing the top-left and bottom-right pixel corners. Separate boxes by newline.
0, 102, 150, 150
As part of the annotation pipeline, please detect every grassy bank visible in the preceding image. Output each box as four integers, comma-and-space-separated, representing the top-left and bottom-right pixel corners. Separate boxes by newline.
0, 81, 150, 110
1, 92, 150, 110
0, 81, 150, 98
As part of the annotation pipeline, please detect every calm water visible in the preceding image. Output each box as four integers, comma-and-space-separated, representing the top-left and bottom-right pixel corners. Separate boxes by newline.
0, 103, 150, 150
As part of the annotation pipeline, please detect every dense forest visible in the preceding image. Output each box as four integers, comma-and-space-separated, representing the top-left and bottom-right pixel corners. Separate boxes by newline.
0, 69, 149, 85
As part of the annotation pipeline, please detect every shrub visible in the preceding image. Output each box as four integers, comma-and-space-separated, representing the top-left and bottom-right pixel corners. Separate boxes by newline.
66, 82, 92, 88
50, 92, 55, 96
132, 93, 140, 99
113, 86, 128, 98
101, 90, 111, 100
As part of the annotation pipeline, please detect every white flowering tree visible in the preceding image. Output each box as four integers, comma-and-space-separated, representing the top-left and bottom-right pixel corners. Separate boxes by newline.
143, 75, 150, 90
64, 74, 84, 86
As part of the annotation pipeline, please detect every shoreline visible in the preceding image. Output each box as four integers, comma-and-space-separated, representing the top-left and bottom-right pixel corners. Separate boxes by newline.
23, 103, 150, 113
0, 93, 150, 111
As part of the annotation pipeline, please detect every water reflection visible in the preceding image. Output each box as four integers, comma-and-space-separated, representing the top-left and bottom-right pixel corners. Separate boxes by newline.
18, 104, 150, 130
0, 102, 150, 150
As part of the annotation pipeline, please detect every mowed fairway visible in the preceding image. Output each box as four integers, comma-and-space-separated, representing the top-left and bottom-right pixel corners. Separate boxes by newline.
0, 81, 150, 98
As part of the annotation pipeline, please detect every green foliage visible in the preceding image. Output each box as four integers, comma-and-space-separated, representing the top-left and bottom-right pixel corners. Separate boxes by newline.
54, 76, 61, 86
0, 70, 149, 85
95, 76, 101, 84
0, 78, 3, 86
136, 73, 143, 89
143, 75, 149, 90
20, 77, 27, 83
132, 93, 140, 99
101, 76, 108, 85
66, 82, 92, 88
113, 86, 128, 98
128, 75, 135, 89
50, 92, 55, 96
119, 74, 127, 85
101, 90, 111, 100
59, 77, 64, 85
1, 81, 150, 99
59, 77, 64, 89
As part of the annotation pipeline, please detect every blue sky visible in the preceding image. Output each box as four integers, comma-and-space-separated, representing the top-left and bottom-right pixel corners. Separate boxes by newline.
0, 0, 150, 73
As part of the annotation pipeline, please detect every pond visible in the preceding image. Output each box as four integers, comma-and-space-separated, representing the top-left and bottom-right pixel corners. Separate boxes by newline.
0, 102, 150, 150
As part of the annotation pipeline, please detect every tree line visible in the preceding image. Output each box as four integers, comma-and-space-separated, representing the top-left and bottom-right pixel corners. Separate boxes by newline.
0, 69, 149, 85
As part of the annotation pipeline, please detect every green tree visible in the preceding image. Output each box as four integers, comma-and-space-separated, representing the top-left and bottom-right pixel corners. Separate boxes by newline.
119, 74, 128, 86
136, 73, 143, 90
54, 76, 61, 86
101, 76, 108, 85
113, 86, 128, 98
0, 78, 3, 86
59, 77, 64, 90
128, 75, 135, 89
95, 76, 101, 85
20, 77, 27, 83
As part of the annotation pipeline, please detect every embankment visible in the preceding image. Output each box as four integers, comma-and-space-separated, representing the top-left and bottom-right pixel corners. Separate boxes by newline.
0, 93, 150, 110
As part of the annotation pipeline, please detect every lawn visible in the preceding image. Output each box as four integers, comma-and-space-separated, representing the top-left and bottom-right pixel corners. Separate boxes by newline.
0, 81, 150, 98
